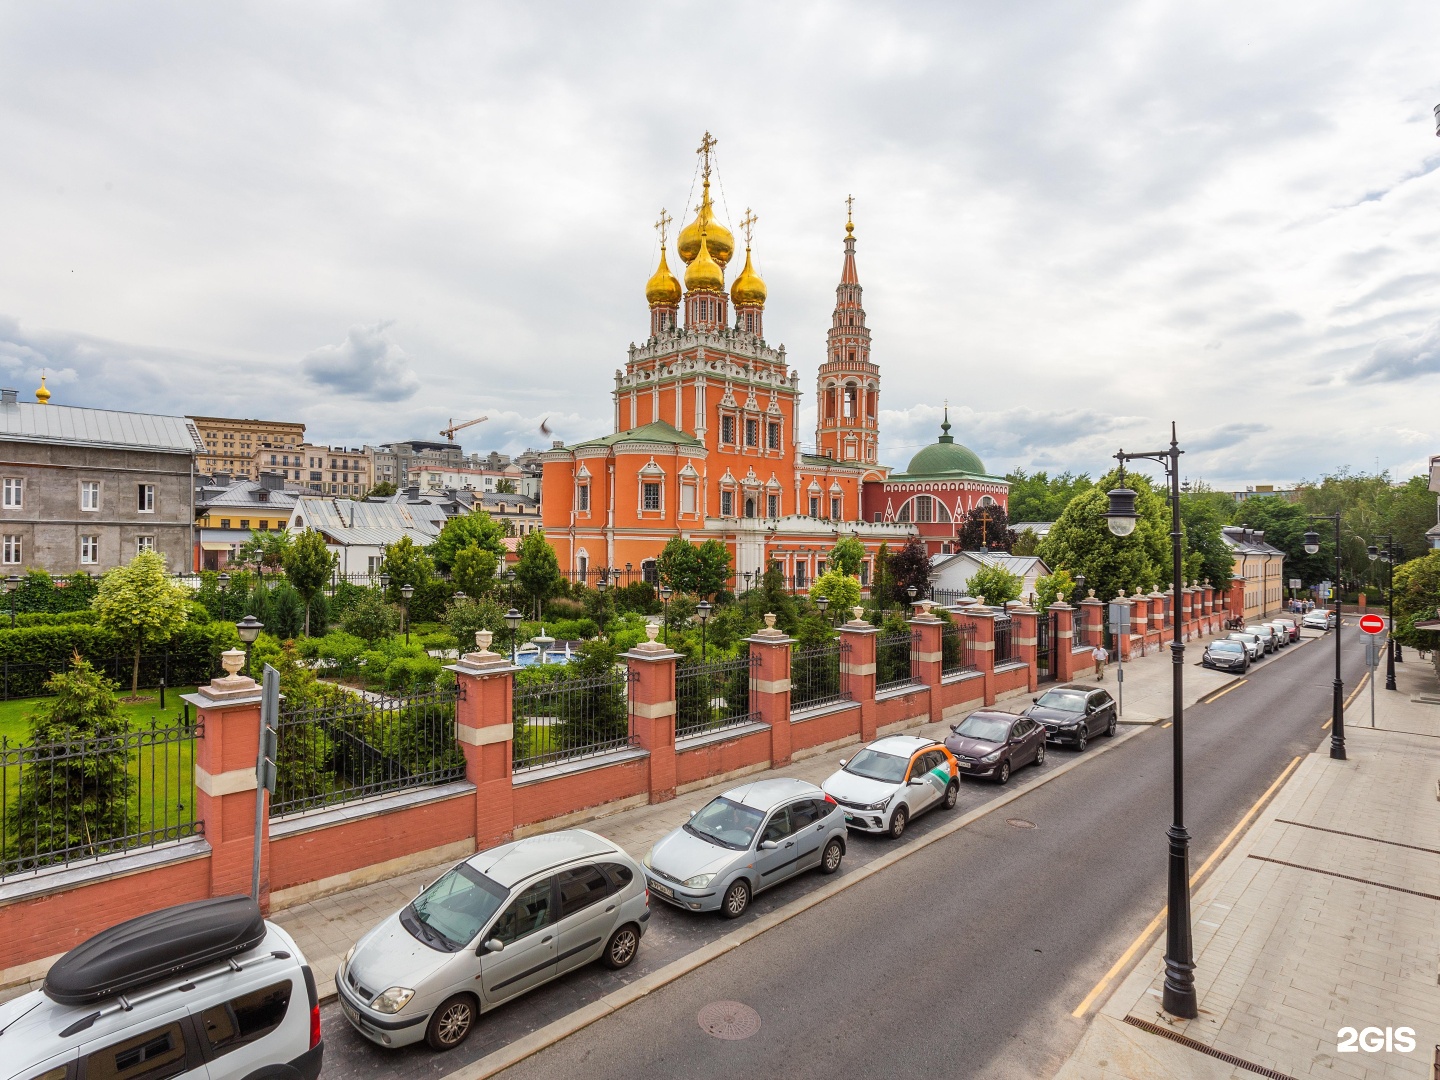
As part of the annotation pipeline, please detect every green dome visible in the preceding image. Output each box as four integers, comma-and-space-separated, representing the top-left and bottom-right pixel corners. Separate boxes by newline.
904, 412, 987, 476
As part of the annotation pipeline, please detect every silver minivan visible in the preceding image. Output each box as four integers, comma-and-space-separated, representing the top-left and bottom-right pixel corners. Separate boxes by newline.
337, 830, 648, 1052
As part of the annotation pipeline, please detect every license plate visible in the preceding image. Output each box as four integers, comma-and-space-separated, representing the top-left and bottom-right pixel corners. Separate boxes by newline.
649, 879, 674, 899
957, 762, 973, 770
341, 1000, 359, 1026
844, 813, 855, 822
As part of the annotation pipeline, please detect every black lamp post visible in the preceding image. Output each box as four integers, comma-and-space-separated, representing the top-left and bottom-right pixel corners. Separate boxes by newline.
696, 600, 712, 661
505, 569, 517, 609
742, 570, 753, 593
218, 571, 231, 622
4, 573, 19, 628
1104, 422, 1196, 1020
400, 583, 415, 644
660, 585, 673, 644
815, 594, 831, 625
505, 607, 522, 664
1367, 536, 1402, 690
906, 584, 918, 609
1303, 516, 1345, 758
235, 614, 264, 677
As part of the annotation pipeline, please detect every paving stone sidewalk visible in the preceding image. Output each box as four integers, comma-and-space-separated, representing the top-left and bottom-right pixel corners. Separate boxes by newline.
1054, 655, 1440, 1079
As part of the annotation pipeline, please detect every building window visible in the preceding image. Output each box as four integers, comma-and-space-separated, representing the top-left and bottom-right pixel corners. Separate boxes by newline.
239, 519, 250, 531
795, 562, 808, 589
642, 482, 661, 511
641, 559, 659, 585
809, 496, 820, 516
916, 496, 933, 523
577, 484, 590, 512
680, 484, 696, 514
137, 484, 155, 513
136, 535, 155, 554
80, 535, 99, 564
766, 493, 779, 518
2, 535, 20, 564
745, 418, 759, 447
219, 519, 231, 530
767, 421, 780, 450
831, 495, 842, 519
744, 496, 756, 518
721, 490, 734, 516
367, 555, 383, 574
720, 415, 736, 444
2, 478, 21, 509
860, 561, 871, 586
81, 481, 100, 511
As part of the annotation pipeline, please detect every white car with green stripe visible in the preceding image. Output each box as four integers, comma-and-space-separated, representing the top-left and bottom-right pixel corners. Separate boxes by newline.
822, 735, 960, 840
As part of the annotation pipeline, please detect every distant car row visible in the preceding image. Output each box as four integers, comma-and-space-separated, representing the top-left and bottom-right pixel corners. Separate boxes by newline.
1203, 616, 1305, 672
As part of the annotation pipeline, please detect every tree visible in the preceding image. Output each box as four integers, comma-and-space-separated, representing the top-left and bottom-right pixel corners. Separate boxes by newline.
656, 537, 699, 592
282, 529, 336, 636
381, 536, 435, 599
429, 511, 507, 574
956, 503, 1012, 552
1011, 528, 1041, 557
340, 590, 398, 643
810, 569, 861, 612
1034, 569, 1076, 612
235, 529, 292, 573
1004, 469, 1094, 523
693, 540, 733, 598
888, 536, 932, 601
495, 478, 517, 494
969, 563, 1022, 606
1390, 550, 1440, 652
514, 530, 563, 618
1233, 496, 1326, 587
446, 596, 509, 653
871, 542, 896, 609
452, 544, 499, 598
365, 481, 397, 498
828, 535, 866, 577
1178, 493, 1233, 589
92, 552, 191, 695
1037, 470, 1169, 601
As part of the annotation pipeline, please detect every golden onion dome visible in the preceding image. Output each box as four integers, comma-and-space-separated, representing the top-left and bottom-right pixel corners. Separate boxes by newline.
730, 246, 766, 307
684, 232, 725, 292
678, 183, 734, 269
645, 245, 682, 306
34, 375, 50, 404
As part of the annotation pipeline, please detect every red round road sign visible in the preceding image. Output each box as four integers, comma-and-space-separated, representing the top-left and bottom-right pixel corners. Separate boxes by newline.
1359, 613, 1386, 635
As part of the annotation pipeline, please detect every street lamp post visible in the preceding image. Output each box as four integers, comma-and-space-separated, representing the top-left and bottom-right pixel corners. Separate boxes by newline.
696, 600, 712, 661
235, 615, 264, 677
1103, 422, 1196, 1020
217, 572, 231, 622
1303, 516, 1346, 758
1367, 536, 1402, 690
815, 594, 830, 625
400, 584, 415, 644
4, 574, 19, 628
505, 569, 517, 610
505, 607, 522, 664
660, 585, 673, 645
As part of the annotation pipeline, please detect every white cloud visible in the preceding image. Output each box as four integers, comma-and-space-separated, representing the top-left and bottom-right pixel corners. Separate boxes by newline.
300, 322, 419, 401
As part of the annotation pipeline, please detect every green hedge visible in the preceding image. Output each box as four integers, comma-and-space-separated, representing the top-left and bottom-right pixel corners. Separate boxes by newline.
13, 611, 98, 627
0, 621, 240, 698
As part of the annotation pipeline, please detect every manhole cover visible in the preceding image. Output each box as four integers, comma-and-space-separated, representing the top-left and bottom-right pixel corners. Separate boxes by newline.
697, 1001, 762, 1040
1007, 818, 1037, 829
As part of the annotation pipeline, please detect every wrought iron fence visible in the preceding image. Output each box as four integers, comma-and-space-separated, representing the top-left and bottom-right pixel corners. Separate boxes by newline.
1074, 618, 1091, 649
791, 641, 851, 712
994, 614, 1016, 664
930, 588, 969, 608
513, 670, 633, 772
675, 651, 758, 739
876, 631, 919, 692
1, 652, 226, 702
941, 621, 976, 676
270, 685, 465, 818
0, 717, 200, 877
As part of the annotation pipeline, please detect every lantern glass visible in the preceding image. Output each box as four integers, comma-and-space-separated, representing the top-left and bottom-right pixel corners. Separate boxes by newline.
1302, 529, 1320, 555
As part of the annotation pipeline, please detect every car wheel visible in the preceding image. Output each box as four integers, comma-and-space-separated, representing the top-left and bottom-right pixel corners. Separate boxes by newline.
942, 780, 960, 809
602, 924, 640, 970
1075, 728, 1088, 752
1034, 742, 1046, 767
720, 879, 750, 919
820, 837, 844, 874
426, 994, 478, 1052
1106, 713, 1117, 737
995, 760, 1010, 785
887, 805, 909, 839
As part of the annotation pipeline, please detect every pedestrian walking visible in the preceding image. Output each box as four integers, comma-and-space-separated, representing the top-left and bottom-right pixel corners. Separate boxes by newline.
1092, 644, 1109, 681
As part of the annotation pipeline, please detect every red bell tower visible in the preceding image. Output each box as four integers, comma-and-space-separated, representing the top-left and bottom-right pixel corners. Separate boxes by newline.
815, 197, 879, 465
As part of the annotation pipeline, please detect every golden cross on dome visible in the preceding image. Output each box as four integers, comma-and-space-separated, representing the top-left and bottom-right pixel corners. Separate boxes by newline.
846, 193, 855, 224
654, 208, 673, 246
696, 131, 717, 181
740, 208, 757, 245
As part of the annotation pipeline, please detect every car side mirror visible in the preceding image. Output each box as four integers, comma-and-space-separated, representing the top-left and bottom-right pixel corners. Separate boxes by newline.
909, 776, 927, 786
482, 938, 504, 954
688, 809, 696, 818
759, 839, 779, 850
838, 759, 848, 768
1032, 696, 1039, 704
949, 723, 959, 732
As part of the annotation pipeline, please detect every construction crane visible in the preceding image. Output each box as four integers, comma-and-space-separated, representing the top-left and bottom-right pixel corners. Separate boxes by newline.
440, 415, 488, 441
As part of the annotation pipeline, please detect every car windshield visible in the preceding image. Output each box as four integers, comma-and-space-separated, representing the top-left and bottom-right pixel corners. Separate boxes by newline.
1230, 634, 1256, 642
405, 863, 508, 951
844, 748, 910, 783
686, 797, 765, 850
953, 716, 1011, 742
1034, 691, 1087, 713
1209, 641, 1244, 653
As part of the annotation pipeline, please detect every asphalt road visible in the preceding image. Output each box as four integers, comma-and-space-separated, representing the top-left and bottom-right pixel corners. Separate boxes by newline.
488, 623, 1361, 1080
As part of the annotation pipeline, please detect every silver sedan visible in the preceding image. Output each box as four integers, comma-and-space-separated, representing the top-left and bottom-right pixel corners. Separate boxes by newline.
643, 778, 848, 918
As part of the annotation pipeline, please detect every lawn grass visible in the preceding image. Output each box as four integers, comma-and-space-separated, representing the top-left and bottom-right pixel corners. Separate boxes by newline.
0, 688, 199, 745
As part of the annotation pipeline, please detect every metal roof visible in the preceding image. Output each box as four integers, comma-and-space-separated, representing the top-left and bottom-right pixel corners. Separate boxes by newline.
199, 481, 300, 510
290, 495, 444, 547
0, 401, 203, 454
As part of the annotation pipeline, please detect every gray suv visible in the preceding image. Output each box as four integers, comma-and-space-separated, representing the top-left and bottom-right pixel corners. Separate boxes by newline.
337, 830, 648, 1052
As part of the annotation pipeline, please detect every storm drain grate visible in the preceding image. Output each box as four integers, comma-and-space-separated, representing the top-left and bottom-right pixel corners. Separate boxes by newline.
1006, 818, 1037, 829
1121, 1015, 1298, 1079
697, 1001, 761, 1040
1248, 855, 1440, 902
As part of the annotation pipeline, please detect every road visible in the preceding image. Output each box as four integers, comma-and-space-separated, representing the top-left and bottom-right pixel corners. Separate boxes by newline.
317, 622, 1359, 1080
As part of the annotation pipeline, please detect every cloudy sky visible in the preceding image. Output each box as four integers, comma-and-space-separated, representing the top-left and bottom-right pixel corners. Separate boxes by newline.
2, 1, 1438, 488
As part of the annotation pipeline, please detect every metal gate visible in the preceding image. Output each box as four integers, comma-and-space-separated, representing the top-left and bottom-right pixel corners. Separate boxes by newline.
1036, 613, 1056, 683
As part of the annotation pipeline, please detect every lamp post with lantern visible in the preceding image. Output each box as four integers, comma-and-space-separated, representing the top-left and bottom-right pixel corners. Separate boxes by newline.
505, 607, 522, 664
400, 583, 415, 644
5, 574, 19, 628
696, 600, 712, 662
1366, 536, 1402, 690
815, 594, 830, 625
1303, 515, 1345, 758
659, 585, 673, 644
1102, 422, 1196, 1020
235, 615, 264, 678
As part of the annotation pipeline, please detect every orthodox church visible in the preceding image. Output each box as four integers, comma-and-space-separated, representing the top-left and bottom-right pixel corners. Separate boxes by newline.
540, 135, 1007, 589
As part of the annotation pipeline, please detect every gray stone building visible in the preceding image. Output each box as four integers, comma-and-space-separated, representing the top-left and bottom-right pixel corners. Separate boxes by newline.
0, 388, 202, 575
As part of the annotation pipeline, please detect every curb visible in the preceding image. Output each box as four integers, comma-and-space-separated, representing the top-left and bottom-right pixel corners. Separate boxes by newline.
436, 724, 1147, 1080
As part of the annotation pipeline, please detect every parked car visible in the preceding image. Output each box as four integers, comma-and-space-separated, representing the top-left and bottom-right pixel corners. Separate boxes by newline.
821, 735, 959, 839
944, 709, 1047, 783
1273, 619, 1300, 642
1020, 684, 1118, 750
1266, 620, 1292, 646
1202, 638, 1250, 672
1302, 609, 1336, 630
337, 830, 648, 1052
644, 778, 847, 920
1250, 624, 1277, 653
1, 896, 323, 1080
1227, 631, 1264, 660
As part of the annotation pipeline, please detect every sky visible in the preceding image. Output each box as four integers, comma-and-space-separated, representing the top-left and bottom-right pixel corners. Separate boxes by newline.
1, 1, 1438, 490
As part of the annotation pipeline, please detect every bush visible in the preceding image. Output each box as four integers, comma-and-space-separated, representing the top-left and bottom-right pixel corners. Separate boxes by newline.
383, 654, 443, 692
612, 581, 660, 615
0, 621, 238, 696
445, 597, 508, 654
341, 591, 399, 644
8, 570, 99, 614
296, 631, 369, 679
418, 630, 458, 651
543, 597, 587, 621
13, 611, 98, 627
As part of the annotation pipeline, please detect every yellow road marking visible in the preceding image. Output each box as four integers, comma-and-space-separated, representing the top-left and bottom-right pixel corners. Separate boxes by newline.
1070, 754, 1303, 1018
1201, 678, 1248, 705
1160, 721, 1172, 728
1322, 719, 1331, 730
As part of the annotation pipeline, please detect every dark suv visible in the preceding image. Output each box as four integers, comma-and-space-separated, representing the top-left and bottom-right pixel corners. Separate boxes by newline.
1020, 684, 1118, 751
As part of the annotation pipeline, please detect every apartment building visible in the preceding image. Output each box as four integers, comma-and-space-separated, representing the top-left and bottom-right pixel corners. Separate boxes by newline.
294, 444, 373, 496
188, 415, 305, 481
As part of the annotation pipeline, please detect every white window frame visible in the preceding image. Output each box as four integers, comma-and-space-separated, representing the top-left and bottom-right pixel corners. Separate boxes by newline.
642, 481, 662, 512
80, 535, 99, 564
679, 483, 696, 514
2, 478, 21, 510
831, 495, 842, 519
136, 535, 155, 554
766, 493, 779, 518
809, 496, 820, 517
137, 484, 156, 514
81, 481, 101, 512
577, 483, 590, 512
1, 534, 20, 564
720, 489, 734, 517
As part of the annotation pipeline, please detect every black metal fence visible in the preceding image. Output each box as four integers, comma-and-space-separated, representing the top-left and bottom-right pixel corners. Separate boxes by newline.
675, 652, 758, 739
1, 652, 225, 702
791, 641, 851, 712
942, 621, 976, 676
270, 686, 465, 818
512, 670, 633, 772
930, 588, 969, 608
994, 614, 1016, 665
876, 631, 919, 692
0, 717, 200, 877
1074, 617, 1091, 649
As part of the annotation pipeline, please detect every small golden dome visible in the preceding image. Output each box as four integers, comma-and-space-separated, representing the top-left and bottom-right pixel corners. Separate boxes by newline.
645, 245, 682, 306
678, 183, 734, 269
730, 246, 766, 307
34, 375, 50, 404
684, 232, 725, 292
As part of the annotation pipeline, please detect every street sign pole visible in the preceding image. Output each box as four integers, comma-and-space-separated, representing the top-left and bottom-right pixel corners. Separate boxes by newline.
1365, 640, 1379, 727
1109, 602, 1131, 717
252, 664, 280, 903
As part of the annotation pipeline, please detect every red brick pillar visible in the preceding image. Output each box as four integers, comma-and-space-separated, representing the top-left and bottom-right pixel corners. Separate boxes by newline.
626, 626, 678, 804
839, 610, 879, 741
1202, 583, 1214, 632
748, 616, 794, 768
967, 611, 997, 704
1181, 587, 1194, 640
909, 603, 944, 722
1153, 591, 1169, 648
1080, 596, 1104, 658
1227, 579, 1245, 623
1011, 607, 1038, 690
187, 651, 268, 907
449, 631, 518, 852
1050, 602, 1075, 683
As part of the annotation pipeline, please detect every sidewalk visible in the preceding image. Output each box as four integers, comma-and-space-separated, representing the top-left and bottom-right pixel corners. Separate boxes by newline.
1054, 657, 1440, 1079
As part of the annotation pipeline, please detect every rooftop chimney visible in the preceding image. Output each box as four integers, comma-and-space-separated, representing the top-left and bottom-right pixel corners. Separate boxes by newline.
258, 471, 286, 491
0, 389, 16, 406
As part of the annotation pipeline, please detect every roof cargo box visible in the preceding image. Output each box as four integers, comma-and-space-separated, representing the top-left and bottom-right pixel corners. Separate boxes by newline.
44, 896, 266, 1006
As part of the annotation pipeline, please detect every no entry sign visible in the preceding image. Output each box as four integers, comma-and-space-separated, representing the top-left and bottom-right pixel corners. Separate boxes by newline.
1359, 613, 1386, 635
